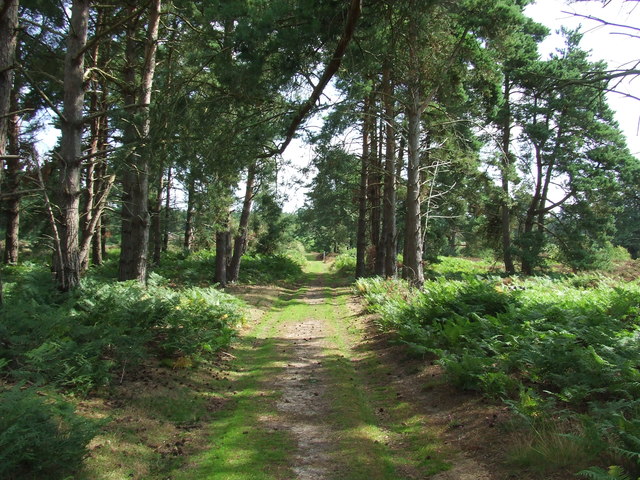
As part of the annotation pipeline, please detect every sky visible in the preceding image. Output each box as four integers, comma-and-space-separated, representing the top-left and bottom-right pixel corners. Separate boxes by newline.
281, 0, 640, 212
525, 0, 640, 154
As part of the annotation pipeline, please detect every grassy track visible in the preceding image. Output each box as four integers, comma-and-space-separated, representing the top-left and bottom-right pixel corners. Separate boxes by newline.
175, 259, 450, 479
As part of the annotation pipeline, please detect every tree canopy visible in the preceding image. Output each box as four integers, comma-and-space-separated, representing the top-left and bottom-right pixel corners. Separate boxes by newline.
0, 0, 638, 290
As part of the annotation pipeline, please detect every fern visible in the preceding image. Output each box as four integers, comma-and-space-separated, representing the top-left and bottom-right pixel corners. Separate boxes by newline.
577, 466, 633, 480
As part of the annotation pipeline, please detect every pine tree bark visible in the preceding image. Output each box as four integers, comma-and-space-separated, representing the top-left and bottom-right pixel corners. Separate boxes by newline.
118, 0, 161, 282
500, 73, 515, 274
79, 10, 113, 272
183, 176, 195, 251
0, 0, 18, 155
355, 96, 371, 278
403, 96, 425, 286
3, 88, 20, 265
91, 160, 108, 265
521, 112, 565, 275
56, 0, 90, 291
150, 160, 164, 266
381, 62, 397, 277
228, 162, 257, 283
215, 229, 228, 287
368, 99, 382, 273
162, 166, 171, 252
92, 216, 103, 265
374, 114, 386, 276
521, 142, 544, 275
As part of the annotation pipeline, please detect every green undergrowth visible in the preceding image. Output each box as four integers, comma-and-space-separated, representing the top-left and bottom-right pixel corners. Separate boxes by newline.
1, 268, 244, 394
329, 249, 357, 276
0, 261, 245, 479
355, 257, 640, 476
238, 253, 305, 284
153, 250, 305, 286
425, 255, 495, 278
0, 386, 102, 480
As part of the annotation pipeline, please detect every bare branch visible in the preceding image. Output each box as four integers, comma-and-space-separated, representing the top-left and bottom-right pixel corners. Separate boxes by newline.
562, 10, 640, 33
17, 64, 66, 121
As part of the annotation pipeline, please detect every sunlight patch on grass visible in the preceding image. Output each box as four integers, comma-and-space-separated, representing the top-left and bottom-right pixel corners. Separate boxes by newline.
172, 286, 301, 480
319, 274, 451, 479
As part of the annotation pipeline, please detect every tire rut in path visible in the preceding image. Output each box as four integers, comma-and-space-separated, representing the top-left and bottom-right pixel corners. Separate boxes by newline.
272, 282, 337, 480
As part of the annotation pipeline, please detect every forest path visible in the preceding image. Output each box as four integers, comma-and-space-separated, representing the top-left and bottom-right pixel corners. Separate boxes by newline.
175, 258, 499, 480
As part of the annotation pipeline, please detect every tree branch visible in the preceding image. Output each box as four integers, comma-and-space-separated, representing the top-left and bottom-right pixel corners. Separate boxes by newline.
17, 64, 66, 121
259, 0, 362, 158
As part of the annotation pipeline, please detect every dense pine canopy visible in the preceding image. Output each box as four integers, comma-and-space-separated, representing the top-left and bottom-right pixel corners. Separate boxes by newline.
0, 0, 638, 284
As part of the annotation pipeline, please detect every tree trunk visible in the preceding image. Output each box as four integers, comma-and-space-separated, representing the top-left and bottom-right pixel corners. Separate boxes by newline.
0, 0, 18, 299
118, 0, 161, 282
215, 229, 228, 287
3, 89, 20, 264
381, 63, 397, 277
91, 159, 108, 266
79, 11, 113, 272
500, 73, 515, 274
403, 96, 424, 286
92, 215, 103, 265
521, 143, 544, 275
150, 160, 164, 266
162, 166, 171, 251
56, 0, 90, 291
228, 162, 257, 283
0, 0, 17, 154
183, 176, 195, 251
367, 97, 381, 273
355, 96, 371, 278
374, 113, 386, 276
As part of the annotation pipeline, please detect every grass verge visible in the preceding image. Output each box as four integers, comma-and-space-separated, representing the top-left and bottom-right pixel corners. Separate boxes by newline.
172, 286, 304, 480
316, 274, 452, 479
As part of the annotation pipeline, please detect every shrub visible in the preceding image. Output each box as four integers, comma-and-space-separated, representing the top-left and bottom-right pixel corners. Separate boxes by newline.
152, 249, 217, 286
239, 254, 304, 284
610, 245, 632, 262
160, 286, 244, 359
1, 268, 244, 394
330, 250, 356, 276
0, 387, 99, 480
426, 256, 492, 277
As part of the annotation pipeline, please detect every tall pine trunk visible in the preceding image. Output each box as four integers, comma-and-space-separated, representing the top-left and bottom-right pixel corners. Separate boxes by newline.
355, 96, 371, 278
0, 0, 17, 154
118, 0, 161, 282
500, 73, 515, 274
228, 162, 257, 283
381, 63, 397, 277
215, 227, 229, 287
4, 89, 20, 264
521, 142, 544, 275
56, 0, 90, 291
162, 166, 172, 252
150, 160, 164, 266
367, 98, 381, 273
183, 176, 195, 251
403, 96, 424, 286
91, 158, 108, 265
80, 11, 113, 272
374, 114, 386, 275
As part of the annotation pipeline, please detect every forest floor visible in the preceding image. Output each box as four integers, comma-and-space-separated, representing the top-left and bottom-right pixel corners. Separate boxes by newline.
81, 257, 572, 479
